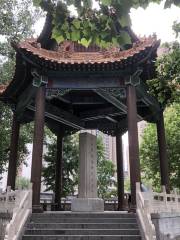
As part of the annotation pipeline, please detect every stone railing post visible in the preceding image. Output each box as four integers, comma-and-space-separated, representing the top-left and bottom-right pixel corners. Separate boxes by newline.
174, 188, 179, 209
161, 186, 167, 208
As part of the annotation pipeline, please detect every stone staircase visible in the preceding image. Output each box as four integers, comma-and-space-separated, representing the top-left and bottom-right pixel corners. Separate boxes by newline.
22, 212, 142, 240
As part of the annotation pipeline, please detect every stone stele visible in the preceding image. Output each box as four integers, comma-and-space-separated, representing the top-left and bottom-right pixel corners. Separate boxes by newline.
71, 132, 104, 212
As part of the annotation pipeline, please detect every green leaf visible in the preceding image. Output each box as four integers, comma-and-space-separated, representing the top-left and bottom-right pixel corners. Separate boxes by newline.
61, 22, 69, 31
79, 38, 92, 47
118, 31, 131, 45
89, 22, 96, 31
55, 35, 64, 43
118, 15, 131, 28
33, 0, 41, 7
65, 32, 70, 39
101, 0, 112, 6
112, 37, 119, 46
71, 30, 81, 41
72, 19, 81, 29
101, 31, 109, 40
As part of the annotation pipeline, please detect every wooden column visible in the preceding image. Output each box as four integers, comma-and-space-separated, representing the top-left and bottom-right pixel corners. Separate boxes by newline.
55, 133, 63, 210
116, 131, 124, 211
7, 113, 20, 190
31, 86, 45, 212
156, 111, 170, 193
127, 84, 141, 209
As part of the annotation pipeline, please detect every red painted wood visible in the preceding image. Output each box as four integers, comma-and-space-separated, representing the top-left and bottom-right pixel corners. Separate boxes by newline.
7, 113, 20, 190
127, 84, 141, 209
116, 132, 125, 210
157, 111, 170, 193
31, 86, 45, 211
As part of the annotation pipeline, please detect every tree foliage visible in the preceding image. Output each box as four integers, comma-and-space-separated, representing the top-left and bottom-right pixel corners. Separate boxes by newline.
96, 136, 116, 198
43, 134, 79, 196
0, 102, 34, 179
33, 0, 180, 48
0, 0, 40, 178
140, 103, 180, 191
148, 42, 180, 107
43, 133, 115, 198
16, 176, 30, 189
173, 20, 180, 38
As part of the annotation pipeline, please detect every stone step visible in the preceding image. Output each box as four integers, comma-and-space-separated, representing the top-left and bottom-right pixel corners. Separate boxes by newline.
30, 217, 137, 224
24, 229, 140, 235
27, 223, 139, 229
22, 235, 142, 240
31, 212, 136, 219
22, 212, 141, 240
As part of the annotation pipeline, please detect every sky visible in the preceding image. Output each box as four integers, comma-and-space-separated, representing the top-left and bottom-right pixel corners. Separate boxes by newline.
34, 2, 180, 43
130, 2, 180, 43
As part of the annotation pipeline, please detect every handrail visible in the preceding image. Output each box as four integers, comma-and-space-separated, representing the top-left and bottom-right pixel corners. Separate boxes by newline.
151, 187, 180, 212
136, 182, 180, 240
136, 182, 156, 240
4, 186, 32, 240
0, 187, 16, 214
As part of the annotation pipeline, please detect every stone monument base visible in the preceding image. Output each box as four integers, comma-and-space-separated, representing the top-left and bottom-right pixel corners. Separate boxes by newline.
71, 198, 104, 212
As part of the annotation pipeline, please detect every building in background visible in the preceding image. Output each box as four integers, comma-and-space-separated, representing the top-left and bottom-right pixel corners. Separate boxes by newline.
122, 121, 148, 179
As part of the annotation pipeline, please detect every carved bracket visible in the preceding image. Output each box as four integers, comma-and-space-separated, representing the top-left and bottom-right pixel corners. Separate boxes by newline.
125, 68, 142, 86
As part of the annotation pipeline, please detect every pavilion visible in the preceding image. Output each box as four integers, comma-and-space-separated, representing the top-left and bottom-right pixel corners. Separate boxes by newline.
0, 15, 170, 212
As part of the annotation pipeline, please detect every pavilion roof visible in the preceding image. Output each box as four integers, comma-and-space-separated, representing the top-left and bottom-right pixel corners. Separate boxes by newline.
12, 36, 160, 71
0, 32, 161, 136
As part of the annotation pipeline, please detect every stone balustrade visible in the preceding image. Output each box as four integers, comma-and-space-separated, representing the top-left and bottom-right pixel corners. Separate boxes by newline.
136, 183, 156, 240
0, 186, 32, 240
0, 187, 16, 214
0, 213, 11, 240
150, 187, 180, 213
136, 182, 180, 240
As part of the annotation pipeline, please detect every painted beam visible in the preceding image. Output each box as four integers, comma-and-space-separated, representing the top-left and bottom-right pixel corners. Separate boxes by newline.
105, 116, 118, 123
80, 107, 124, 121
46, 89, 106, 105
16, 84, 37, 117
85, 117, 127, 133
28, 103, 85, 130
65, 94, 106, 105
136, 83, 161, 120
47, 76, 125, 89
95, 89, 143, 121
94, 89, 127, 113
